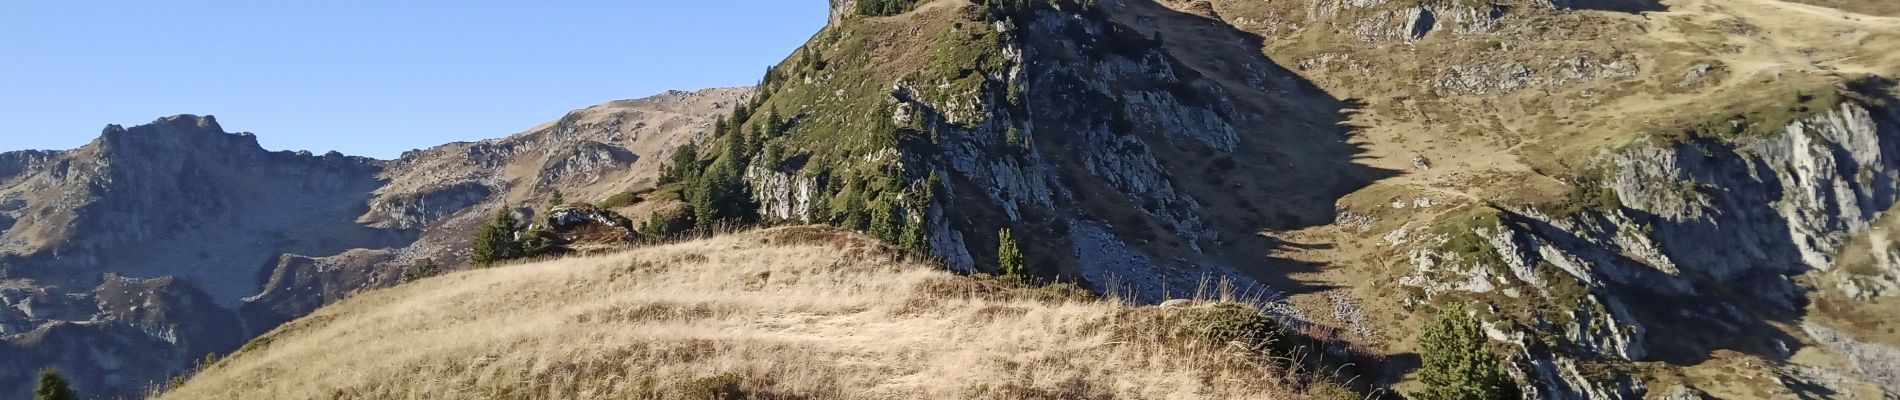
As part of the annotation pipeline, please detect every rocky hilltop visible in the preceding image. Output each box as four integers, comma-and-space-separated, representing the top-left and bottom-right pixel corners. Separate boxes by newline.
0, 89, 746, 398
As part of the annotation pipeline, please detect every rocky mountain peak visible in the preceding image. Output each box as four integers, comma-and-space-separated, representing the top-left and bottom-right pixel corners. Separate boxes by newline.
0, 89, 747, 398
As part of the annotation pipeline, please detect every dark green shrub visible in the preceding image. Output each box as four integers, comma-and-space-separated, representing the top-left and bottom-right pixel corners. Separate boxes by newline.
1173, 303, 1280, 351
599, 191, 641, 209
35, 368, 77, 400
1414, 307, 1520, 400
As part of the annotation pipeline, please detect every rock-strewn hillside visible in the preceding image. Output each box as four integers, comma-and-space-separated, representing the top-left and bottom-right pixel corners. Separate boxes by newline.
0, 88, 746, 398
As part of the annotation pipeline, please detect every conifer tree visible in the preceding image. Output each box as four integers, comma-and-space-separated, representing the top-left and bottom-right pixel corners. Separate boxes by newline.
765, 107, 783, 137
35, 368, 76, 400
997, 228, 1026, 280
471, 207, 525, 265
900, 214, 928, 255
869, 200, 900, 242
1415, 307, 1521, 400
662, 143, 702, 184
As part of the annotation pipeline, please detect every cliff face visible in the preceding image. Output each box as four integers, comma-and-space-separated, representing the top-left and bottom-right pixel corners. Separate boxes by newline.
1395, 100, 1900, 397
0, 89, 745, 398
739, 0, 1384, 307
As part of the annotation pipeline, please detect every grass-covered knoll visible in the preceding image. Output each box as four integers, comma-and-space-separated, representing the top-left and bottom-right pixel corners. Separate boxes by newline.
157, 226, 1345, 399
1655, 77, 1888, 144
1429, 208, 1510, 276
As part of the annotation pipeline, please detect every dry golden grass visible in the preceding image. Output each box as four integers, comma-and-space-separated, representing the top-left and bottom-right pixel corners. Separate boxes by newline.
160, 226, 1312, 399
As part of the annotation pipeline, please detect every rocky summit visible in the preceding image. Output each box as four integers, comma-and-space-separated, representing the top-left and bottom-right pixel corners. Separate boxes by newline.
8, 0, 1900, 399
0, 89, 746, 398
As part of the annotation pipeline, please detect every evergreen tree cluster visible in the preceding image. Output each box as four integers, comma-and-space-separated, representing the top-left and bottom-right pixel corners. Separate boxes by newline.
470, 207, 527, 265
800, 163, 936, 257
1414, 307, 1521, 400
641, 40, 947, 259
857, 0, 923, 16
647, 71, 802, 237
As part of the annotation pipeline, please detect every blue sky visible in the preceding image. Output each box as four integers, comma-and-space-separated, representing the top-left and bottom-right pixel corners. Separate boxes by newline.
0, 1, 827, 159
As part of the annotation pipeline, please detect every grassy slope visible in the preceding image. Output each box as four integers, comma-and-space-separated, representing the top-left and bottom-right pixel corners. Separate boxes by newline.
159, 226, 1329, 399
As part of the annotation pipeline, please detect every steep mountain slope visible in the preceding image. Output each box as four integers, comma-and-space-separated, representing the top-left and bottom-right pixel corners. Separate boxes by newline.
717, 0, 1386, 305
160, 226, 1324, 399
0, 89, 745, 398
670, 0, 1900, 397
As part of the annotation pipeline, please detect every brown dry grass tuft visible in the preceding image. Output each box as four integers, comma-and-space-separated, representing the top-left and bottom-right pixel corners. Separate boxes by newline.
159, 226, 1305, 399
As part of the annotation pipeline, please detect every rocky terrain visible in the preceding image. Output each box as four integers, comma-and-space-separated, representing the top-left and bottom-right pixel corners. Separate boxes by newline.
648, 0, 1900, 397
0, 89, 746, 398
8, 0, 1900, 398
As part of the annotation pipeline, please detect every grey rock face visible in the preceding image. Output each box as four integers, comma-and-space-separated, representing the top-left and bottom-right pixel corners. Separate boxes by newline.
1597, 102, 1898, 307
1398, 100, 1900, 397
366, 182, 493, 230
746, 165, 818, 221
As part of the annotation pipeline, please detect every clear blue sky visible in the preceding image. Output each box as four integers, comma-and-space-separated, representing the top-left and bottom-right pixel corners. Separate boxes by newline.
0, 1, 827, 159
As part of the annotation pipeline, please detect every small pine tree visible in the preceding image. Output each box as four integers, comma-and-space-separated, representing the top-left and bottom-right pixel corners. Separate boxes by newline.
548, 190, 566, 208
900, 214, 928, 255
868, 200, 901, 242
1414, 307, 1521, 400
840, 189, 870, 231
997, 228, 1026, 280
470, 207, 525, 265
35, 368, 77, 400
765, 107, 784, 137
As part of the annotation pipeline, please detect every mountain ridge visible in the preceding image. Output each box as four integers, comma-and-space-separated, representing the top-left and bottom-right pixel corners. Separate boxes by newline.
0, 88, 748, 398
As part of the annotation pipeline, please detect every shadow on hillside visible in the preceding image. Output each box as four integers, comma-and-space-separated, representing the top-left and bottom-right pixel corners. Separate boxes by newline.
1557, 0, 1669, 13
1081, 1, 1398, 297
